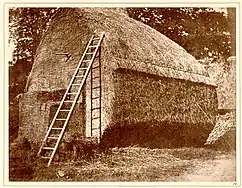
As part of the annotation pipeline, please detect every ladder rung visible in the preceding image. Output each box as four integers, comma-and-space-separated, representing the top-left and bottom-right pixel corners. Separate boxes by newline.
55, 53, 69, 55
92, 66, 99, 69
43, 147, 55, 150
59, 109, 70, 112
92, 76, 100, 80
72, 84, 81, 86
92, 86, 100, 90
48, 136, 59, 140
91, 127, 100, 130
38, 33, 105, 167
92, 107, 101, 111
52, 127, 63, 130
41, 156, 51, 159
92, 96, 100, 100
89, 45, 98, 48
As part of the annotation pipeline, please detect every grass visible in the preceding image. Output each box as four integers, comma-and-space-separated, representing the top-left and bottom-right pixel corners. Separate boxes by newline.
24, 147, 228, 182
9, 134, 234, 182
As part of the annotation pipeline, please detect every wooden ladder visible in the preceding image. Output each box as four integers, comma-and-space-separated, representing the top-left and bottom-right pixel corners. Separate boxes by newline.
90, 41, 102, 140
38, 32, 105, 166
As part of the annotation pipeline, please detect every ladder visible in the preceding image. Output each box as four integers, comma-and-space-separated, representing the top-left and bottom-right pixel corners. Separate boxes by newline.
90, 44, 102, 140
38, 32, 105, 166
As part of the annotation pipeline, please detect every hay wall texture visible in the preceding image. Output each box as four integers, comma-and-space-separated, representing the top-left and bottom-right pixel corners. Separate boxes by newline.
26, 9, 91, 92
112, 69, 217, 125
19, 8, 217, 143
18, 92, 85, 143
19, 92, 49, 143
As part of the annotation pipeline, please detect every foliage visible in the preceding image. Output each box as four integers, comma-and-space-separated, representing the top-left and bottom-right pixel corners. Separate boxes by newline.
127, 8, 235, 59
9, 8, 58, 64
8, 8, 58, 143
9, 8, 58, 98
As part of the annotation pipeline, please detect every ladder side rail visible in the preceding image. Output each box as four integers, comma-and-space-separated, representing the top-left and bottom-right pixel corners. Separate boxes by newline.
90, 65, 93, 136
98, 46, 102, 141
90, 34, 104, 139
89, 34, 105, 137
47, 34, 105, 166
38, 35, 95, 156
54, 33, 104, 144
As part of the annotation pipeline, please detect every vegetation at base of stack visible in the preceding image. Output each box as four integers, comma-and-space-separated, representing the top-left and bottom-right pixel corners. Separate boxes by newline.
9, 135, 102, 181
10, 146, 232, 181
9, 130, 235, 181
9, 137, 36, 181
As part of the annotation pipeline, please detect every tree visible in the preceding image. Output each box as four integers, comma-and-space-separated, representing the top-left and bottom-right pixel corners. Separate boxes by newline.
227, 8, 236, 56
127, 8, 233, 59
9, 8, 58, 65
9, 8, 59, 143
9, 8, 58, 98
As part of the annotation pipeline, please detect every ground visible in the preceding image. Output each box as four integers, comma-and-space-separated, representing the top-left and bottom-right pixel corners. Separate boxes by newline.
10, 147, 235, 182
170, 153, 236, 182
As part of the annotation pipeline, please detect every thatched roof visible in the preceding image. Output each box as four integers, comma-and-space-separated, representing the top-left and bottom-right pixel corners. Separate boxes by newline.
26, 8, 215, 92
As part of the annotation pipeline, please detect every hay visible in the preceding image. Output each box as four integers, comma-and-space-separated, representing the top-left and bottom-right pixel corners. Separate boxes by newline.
205, 111, 236, 146
19, 8, 217, 143
29, 147, 228, 181
112, 68, 217, 125
100, 121, 213, 149
18, 91, 85, 143
26, 8, 215, 92
205, 56, 236, 109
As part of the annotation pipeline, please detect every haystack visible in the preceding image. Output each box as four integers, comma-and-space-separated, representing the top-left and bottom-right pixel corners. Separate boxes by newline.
18, 8, 217, 147
205, 56, 236, 150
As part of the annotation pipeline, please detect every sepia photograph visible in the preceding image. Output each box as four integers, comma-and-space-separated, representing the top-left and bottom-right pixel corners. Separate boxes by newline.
3, 2, 240, 186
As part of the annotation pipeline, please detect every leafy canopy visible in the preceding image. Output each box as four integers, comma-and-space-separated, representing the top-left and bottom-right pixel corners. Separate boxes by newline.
127, 8, 235, 59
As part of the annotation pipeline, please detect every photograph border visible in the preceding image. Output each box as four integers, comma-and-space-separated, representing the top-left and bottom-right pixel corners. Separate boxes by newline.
1, 1, 241, 187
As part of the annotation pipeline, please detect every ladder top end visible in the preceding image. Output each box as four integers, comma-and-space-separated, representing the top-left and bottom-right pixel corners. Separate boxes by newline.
93, 31, 105, 38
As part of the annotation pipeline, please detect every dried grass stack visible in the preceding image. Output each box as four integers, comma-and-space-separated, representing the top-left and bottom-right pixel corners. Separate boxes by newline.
19, 8, 217, 146
204, 56, 236, 150
206, 111, 235, 145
